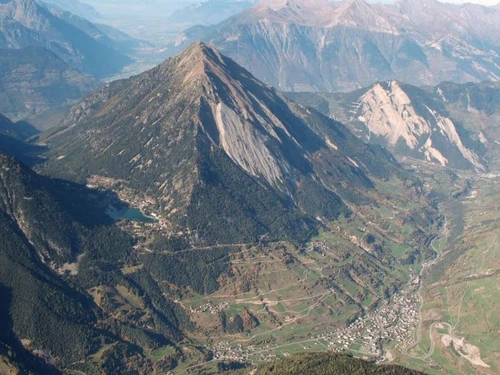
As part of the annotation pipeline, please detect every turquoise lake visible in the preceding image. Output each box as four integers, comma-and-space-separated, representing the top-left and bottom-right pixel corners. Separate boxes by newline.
106, 205, 157, 224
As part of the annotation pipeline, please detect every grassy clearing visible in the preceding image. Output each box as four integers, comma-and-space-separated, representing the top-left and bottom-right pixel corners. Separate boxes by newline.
149, 346, 176, 360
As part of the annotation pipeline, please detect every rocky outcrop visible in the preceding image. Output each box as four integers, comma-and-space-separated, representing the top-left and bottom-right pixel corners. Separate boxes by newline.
289, 80, 489, 171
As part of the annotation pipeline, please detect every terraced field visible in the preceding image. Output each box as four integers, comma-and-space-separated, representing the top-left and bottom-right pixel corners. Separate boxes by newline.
161, 176, 440, 372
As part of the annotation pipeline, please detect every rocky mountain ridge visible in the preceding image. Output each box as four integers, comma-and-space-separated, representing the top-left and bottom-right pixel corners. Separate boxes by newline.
0, 0, 131, 78
40, 0, 100, 20
171, 0, 500, 92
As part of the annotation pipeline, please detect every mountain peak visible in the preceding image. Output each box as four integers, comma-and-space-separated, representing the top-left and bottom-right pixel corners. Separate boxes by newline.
397, 0, 442, 10
0, 0, 131, 78
338, 0, 369, 6
333, 0, 373, 16
161, 41, 243, 93
179, 41, 219, 58
44, 44, 407, 244
0, 0, 40, 15
174, 41, 224, 69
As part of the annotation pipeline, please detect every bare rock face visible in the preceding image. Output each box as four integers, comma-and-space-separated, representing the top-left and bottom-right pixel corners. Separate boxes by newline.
42, 42, 406, 245
356, 82, 484, 169
289, 80, 492, 171
170, 0, 500, 92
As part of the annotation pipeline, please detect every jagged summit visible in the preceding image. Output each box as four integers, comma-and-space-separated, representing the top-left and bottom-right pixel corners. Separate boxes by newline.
332, 0, 378, 15
166, 41, 222, 72
0, 0, 41, 22
289, 80, 487, 170
253, 0, 334, 25
241, 0, 385, 28
396, 0, 442, 7
335, 0, 370, 7
175, 41, 220, 61
329, 0, 397, 33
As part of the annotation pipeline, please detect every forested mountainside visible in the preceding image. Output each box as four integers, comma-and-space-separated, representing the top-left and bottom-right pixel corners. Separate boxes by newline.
0, 46, 99, 126
24, 43, 441, 373
0, 153, 190, 374
255, 353, 425, 375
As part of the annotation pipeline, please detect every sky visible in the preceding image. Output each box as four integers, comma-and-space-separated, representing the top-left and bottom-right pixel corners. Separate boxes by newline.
431, 0, 498, 3
85, 0, 500, 6
446, 1, 499, 3
369, 0, 499, 3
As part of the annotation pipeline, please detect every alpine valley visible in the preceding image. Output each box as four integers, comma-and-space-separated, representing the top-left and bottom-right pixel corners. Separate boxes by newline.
1, 42, 443, 374
0, 46, 100, 127
1, 1, 500, 375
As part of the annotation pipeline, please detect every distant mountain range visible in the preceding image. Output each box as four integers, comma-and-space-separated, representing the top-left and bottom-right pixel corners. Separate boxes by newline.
47, 4, 151, 54
1, 1, 499, 374
171, 0, 500, 92
0, 46, 100, 127
41, 42, 412, 246
288, 80, 500, 171
0, 0, 132, 78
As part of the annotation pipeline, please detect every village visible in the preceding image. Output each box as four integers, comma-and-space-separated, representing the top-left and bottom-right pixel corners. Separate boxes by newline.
327, 291, 420, 355
206, 279, 421, 364
88, 177, 423, 365
189, 302, 229, 315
